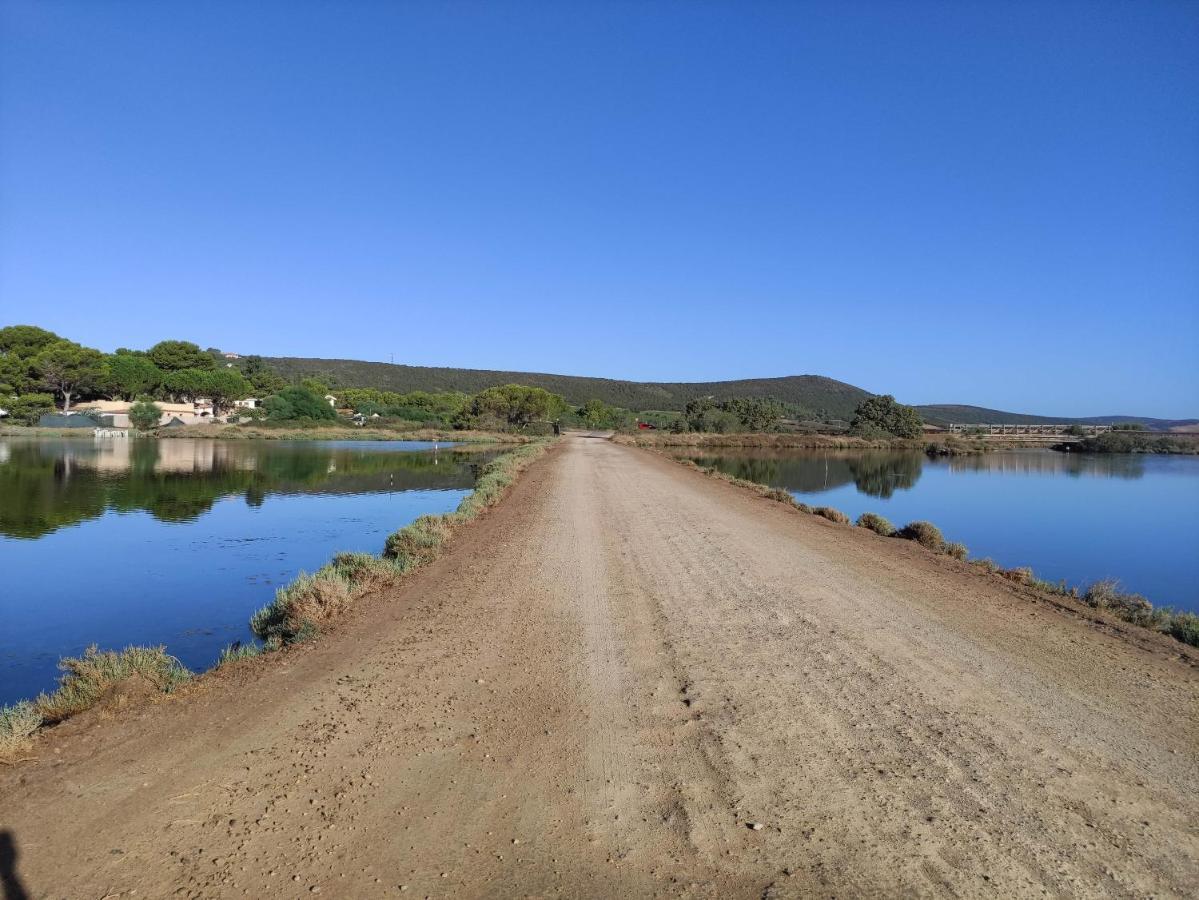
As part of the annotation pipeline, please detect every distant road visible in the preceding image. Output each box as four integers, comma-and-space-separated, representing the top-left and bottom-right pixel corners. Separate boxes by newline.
4, 436, 1197, 897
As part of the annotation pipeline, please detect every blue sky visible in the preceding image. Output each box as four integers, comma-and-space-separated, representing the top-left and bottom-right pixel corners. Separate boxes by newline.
1, 1, 1196, 417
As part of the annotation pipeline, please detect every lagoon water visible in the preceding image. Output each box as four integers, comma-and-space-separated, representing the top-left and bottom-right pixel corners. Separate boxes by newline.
676, 449, 1199, 615
0, 436, 491, 705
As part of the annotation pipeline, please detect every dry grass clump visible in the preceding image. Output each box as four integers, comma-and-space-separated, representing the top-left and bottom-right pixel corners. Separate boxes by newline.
856, 512, 896, 536
944, 541, 969, 561
999, 566, 1034, 585
215, 641, 263, 667
0, 702, 42, 760
898, 520, 945, 552
813, 507, 850, 525
34, 645, 191, 724
1083, 579, 1157, 626
251, 553, 403, 647
384, 514, 455, 568
1079, 579, 1199, 646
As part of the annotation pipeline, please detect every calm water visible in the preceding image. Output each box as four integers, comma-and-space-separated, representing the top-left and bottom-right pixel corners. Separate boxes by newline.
0, 436, 492, 705
676, 449, 1199, 613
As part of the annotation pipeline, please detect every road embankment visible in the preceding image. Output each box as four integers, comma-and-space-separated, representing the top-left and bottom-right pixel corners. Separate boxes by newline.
2, 435, 1195, 898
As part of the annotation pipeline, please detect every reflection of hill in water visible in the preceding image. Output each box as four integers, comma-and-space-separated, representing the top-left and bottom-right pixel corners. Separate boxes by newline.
0, 438, 490, 538
678, 448, 1145, 497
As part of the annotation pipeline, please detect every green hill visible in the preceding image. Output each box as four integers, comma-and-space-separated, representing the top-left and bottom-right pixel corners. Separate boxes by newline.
915, 404, 1198, 430
260, 356, 1196, 430
261, 357, 871, 420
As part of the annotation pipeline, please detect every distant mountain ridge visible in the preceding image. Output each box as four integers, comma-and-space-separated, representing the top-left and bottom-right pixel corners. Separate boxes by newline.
262, 356, 1196, 430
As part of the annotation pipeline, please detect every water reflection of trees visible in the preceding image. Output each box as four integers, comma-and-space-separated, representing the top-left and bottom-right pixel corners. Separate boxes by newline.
685, 451, 924, 498
0, 439, 489, 538
679, 447, 1148, 501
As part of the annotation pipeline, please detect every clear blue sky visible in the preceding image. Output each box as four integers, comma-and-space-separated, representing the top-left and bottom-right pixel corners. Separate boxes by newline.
2, 1, 1196, 417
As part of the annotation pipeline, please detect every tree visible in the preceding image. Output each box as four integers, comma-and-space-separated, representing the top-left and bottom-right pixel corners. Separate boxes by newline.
579, 399, 617, 429
161, 368, 208, 402
5, 392, 55, 425
128, 399, 162, 430
849, 395, 924, 439
249, 368, 288, 395
300, 376, 332, 396
34, 341, 105, 411
147, 340, 215, 372
471, 384, 566, 428
726, 397, 785, 431
0, 352, 34, 396
264, 386, 336, 421
0, 325, 61, 357
197, 368, 252, 419
101, 352, 163, 400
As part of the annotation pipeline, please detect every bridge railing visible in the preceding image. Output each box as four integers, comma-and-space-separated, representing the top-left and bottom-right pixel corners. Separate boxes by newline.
945, 423, 1114, 435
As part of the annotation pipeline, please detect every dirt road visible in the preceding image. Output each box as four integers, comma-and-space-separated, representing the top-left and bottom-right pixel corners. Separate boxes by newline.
3, 435, 1197, 898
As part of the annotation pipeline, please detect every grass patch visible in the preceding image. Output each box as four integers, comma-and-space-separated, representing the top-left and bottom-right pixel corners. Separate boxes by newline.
215, 641, 264, 667
898, 520, 945, 552
250, 553, 404, 647
813, 506, 850, 525
34, 645, 191, 724
944, 541, 969, 561
856, 512, 896, 536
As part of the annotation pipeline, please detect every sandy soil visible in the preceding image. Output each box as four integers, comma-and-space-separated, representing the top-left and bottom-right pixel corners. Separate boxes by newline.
2, 435, 1197, 898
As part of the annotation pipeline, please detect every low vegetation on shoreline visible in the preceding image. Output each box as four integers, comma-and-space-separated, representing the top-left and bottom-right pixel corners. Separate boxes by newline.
0, 440, 553, 761
1057, 432, 1199, 455
615, 432, 930, 450
672, 456, 1199, 651
153, 423, 533, 443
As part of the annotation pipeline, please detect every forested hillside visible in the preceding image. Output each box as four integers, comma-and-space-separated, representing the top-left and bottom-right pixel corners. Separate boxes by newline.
262, 358, 872, 420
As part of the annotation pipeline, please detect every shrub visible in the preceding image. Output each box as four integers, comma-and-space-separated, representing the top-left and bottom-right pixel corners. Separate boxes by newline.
764, 487, 794, 504
35, 645, 190, 723
813, 506, 850, 524
0, 701, 42, 759
264, 386, 336, 422
856, 512, 896, 536
128, 399, 161, 430
1083, 579, 1156, 625
972, 557, 999, 573
898, 520, 944, 551
794, 501, 812, 513
944, 541, 968, 560
1164, 612, 1199, 647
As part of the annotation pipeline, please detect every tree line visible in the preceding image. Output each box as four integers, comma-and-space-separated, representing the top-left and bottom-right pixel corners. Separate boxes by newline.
1, 324, 924, 437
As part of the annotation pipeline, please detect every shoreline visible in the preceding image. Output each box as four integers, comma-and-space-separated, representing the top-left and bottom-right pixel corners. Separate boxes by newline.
0, 423, 532, 443
643, 447, 1199, 651
0, 439, 555, 761
2, 435, 1195, 897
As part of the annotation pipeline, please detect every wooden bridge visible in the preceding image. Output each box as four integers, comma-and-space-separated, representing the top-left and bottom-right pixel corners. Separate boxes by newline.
946, 423, 1113, 436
